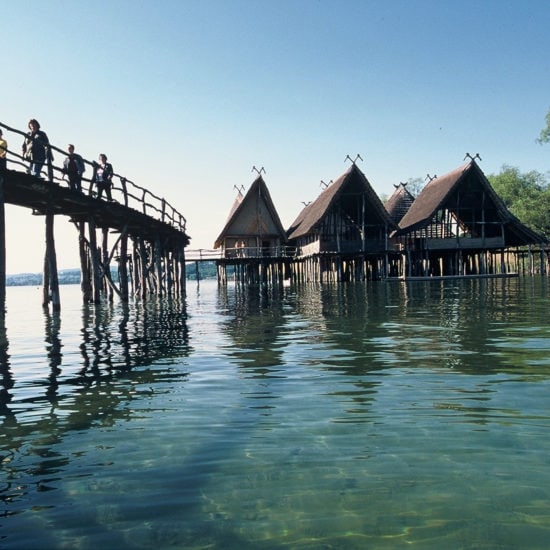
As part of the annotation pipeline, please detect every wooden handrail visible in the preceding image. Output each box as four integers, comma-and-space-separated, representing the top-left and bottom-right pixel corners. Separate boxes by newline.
0, 120, 187, 234
185, 245, 297, 261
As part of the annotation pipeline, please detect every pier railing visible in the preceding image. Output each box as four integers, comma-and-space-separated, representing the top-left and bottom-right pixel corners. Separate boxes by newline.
0, 121, 187, 234
186, 245, 297, 262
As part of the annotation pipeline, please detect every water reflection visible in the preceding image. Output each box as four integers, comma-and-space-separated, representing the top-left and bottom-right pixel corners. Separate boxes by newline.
0, 295, 192, 527
216, 278, 550, 384
44, 310, 62, 402
1, 296, 191, 422
214, 278, 550, 431
0, 313, 13, 419
75, 296, 191, 377
217, 284, 287, 374
280, 278, 550, 377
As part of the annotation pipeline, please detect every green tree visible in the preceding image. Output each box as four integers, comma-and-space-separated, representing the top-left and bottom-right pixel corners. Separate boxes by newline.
537, 107, 550, 144
381, 177, 424, 206
406, 177, 425, 197
488, 166, 550, 238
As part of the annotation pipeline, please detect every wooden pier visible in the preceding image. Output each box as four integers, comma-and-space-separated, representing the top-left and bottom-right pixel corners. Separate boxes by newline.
0, 121, 190, 310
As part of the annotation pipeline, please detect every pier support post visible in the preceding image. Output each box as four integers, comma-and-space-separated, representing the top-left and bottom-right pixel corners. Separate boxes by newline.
78, 221, 93, 303
0, 173, 5, 311
43, 212, 61, 311
154, 236, 163, 296
138, 238, 149, 298
119, 232, 129, 301
101, 228, 113, 302
88, 219, 102, 303
177, 248, 186, 295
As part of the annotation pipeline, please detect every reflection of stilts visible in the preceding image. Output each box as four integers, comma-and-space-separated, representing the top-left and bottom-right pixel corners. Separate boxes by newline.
44, 309, 62, 401
0, 172, 5, 309
118, 303, 132, 368
0, 312, 13, 417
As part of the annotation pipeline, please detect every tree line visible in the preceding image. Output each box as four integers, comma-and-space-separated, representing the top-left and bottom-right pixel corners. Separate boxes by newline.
488, 166, 550, 239
487, 108, 550, 239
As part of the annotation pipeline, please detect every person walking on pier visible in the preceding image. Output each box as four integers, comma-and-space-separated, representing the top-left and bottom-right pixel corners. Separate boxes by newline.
93, 153, 113, 200
62, 144, 85, 192
0, 129, 7, 173
22, 119, 53, 178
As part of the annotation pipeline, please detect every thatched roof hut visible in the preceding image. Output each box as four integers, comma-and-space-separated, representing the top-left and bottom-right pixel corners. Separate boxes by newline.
287, 163, 397, 256
214, 175, 287, 257
394, 160, 545, 246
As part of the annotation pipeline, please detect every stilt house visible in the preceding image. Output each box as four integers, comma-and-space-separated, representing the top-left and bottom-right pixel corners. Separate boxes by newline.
393, 160, 547, 277
214, 175, 287, 258
286, 163, 398, 282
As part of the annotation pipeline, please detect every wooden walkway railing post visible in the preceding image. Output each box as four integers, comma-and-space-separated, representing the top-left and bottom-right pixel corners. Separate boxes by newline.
121, 177, 129, 207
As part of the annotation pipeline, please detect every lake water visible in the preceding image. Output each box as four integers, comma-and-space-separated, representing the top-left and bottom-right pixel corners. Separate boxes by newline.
1, 277, 550, 549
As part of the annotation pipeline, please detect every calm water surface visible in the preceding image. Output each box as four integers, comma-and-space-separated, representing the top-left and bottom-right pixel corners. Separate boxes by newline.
1, 278, 550, 549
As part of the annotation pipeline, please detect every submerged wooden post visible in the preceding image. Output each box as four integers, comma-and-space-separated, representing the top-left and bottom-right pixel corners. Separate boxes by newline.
101, 228, 113, 302
0, 173, 5, 311
139, 238, 148, 298
78, 221, 93, 303
119, 232, 129, 301
177, 247, 186, 295
43, 212, 61, 311
154, 236, 163, 296
88, 219, 101, 303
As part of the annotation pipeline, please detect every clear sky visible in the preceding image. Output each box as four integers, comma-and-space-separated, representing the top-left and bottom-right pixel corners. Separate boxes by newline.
3, 0, 550, 273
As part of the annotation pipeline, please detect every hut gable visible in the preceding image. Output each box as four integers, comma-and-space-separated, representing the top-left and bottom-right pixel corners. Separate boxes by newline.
214, 175, 287, 252
287, 163, 397, 256
395, 160, 545, 246
288, 163, 396, 239
385, 183, 415, 224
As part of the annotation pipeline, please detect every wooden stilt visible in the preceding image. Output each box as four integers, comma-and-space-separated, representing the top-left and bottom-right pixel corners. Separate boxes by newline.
78, 221, 92, 303
0, 173, 5, 312
43, 212, 61, 311
139, 238, 148, 298
154, 236, 163, 296
119, 232, 129, 301
88, 219, 101, 303
165, 250, 173, 296
101, 228, 113, 302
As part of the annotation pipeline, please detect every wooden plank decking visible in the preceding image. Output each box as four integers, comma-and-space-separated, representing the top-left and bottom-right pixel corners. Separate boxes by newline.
3, 169, 189, 245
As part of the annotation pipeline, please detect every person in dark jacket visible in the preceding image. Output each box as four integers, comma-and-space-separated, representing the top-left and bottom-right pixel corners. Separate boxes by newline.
22, 119, 53, 177
94, 153, 113, 200
62, 144, 85, 192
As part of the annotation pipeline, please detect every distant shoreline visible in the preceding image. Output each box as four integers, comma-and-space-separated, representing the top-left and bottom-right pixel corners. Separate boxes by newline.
7, 269, 81, 287
6, 263, 218, 286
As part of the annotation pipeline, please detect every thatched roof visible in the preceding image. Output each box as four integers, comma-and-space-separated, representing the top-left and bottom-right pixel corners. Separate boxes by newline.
287, 163, 397, 240
225, 190, 244, 223
395, 161, 546, 245
214, 175, 287, 248
385, 183, 415, 224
